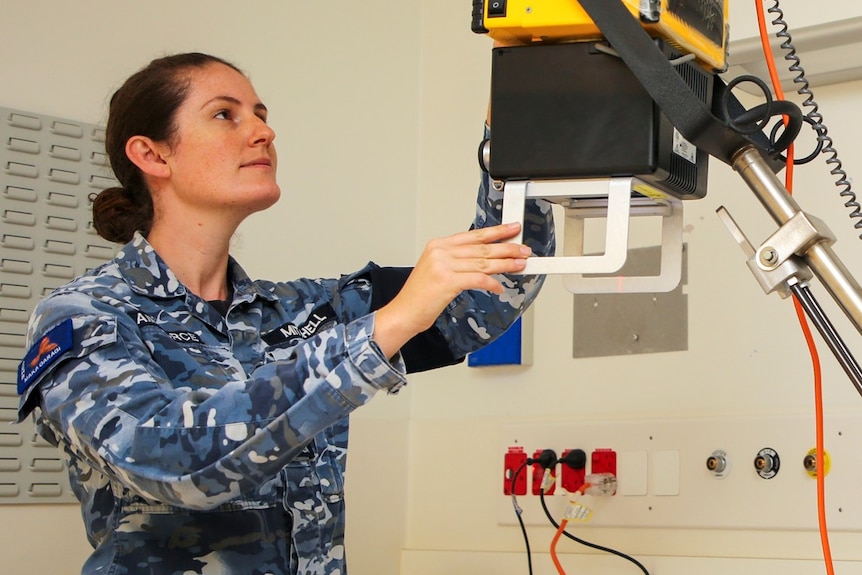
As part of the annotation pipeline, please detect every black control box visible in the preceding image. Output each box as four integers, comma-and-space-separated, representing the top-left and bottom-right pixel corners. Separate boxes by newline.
488, 41, 713, 199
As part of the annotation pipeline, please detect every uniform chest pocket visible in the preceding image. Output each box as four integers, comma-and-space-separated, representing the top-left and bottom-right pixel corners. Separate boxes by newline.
139, 324, 244, 386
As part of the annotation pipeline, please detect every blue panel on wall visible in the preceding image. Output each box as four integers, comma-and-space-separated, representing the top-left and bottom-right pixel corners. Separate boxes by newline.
468, 316, 524, 367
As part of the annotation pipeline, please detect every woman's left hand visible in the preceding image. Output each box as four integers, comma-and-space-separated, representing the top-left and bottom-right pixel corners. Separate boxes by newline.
372, 222, 530, 358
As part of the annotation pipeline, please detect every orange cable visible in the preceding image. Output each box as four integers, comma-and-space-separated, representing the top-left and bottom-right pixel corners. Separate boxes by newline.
755, 3, 834, 574
550, 517, 569, 575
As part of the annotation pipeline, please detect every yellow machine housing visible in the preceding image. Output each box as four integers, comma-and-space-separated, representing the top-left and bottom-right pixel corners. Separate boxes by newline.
475, 0, 728, 72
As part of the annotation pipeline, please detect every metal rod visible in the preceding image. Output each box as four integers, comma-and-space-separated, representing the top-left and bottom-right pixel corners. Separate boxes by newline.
790, 283, 862, 398
732, 146, 862, 335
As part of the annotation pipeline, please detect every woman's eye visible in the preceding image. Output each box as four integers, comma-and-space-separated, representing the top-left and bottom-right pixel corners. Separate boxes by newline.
214, 110, 232, 120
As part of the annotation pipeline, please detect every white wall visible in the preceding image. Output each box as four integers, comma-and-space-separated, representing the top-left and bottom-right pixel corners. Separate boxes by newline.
4, 1, 862, 574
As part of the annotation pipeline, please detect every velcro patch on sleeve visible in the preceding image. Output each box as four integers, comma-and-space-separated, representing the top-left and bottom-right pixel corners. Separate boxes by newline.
18, 318, 73, 395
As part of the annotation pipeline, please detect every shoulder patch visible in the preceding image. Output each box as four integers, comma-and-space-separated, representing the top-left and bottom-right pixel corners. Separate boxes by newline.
18, 318, 73, 395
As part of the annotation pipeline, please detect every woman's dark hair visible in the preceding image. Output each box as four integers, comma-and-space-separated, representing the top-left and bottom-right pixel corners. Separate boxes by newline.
91, 53, 242, 243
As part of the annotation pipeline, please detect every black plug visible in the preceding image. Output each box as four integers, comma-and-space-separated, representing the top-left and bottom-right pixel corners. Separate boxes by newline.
530, 448, 558, 469
560, 448, 587, 470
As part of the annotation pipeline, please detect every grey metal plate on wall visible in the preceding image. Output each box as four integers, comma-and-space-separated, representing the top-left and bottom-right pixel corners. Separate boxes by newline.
0, 106, 117, 503
572, 245, 688, 358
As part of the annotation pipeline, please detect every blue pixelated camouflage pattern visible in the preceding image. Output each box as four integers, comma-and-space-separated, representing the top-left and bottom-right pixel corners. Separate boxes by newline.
17, 149, 554, 575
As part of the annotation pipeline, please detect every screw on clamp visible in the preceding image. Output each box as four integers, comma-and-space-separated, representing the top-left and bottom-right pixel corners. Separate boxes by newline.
715, 206, 813, 298
759, 247, 778, 267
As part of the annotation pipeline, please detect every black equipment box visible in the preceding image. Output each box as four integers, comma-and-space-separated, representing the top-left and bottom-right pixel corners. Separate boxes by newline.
488, 41, 713, 199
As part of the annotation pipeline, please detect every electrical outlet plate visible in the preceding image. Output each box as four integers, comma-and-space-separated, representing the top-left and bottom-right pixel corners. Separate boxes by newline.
498, 413, 862, 531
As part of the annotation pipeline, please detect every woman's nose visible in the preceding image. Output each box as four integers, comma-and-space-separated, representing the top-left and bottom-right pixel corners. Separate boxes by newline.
251, 117, 275, 145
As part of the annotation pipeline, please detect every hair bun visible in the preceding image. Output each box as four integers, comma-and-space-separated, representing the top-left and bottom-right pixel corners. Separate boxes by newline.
91, 186, 151, 243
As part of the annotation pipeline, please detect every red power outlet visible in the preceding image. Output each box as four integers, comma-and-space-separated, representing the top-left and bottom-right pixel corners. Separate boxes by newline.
503, 446, 528, 495
589, 448, 618, 495
560, 448, 586, 493
531, 449, 557, 495
591, 448, 617, 478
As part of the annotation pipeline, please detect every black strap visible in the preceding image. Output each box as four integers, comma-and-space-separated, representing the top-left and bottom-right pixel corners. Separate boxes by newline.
577, 0, 800, 170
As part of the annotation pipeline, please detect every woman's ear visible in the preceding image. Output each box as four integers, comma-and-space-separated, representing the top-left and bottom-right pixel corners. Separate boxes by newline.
125, 135, 171, 180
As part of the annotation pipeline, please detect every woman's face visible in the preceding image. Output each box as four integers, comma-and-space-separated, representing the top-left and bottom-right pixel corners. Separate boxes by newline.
157, 62, 280, 221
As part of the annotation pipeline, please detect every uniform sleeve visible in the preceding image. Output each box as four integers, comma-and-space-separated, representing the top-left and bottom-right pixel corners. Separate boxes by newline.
356, 126, 556, 364
18, 290, 406, 511
434, 125, 556, 356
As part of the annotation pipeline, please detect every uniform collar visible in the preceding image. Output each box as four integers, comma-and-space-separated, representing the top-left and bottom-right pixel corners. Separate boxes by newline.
116, 232, 186, 299
117, 232, 277, 303
228, 257, 279, 303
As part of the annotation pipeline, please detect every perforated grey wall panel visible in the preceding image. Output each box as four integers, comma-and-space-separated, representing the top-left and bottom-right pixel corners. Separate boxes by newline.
1, 106, 117, 503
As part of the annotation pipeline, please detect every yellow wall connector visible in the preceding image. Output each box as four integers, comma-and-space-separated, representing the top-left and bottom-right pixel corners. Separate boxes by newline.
803, 448, 832, 478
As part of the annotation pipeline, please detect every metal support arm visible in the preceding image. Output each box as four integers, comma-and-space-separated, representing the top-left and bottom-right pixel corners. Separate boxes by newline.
719, 146, 862, 396
731, 146, 862, 335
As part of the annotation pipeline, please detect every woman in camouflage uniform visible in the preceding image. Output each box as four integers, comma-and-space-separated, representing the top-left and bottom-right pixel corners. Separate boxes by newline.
17, 52, 554, 575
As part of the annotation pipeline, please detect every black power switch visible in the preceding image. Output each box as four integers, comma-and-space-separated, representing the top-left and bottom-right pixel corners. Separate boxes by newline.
488, 0, 507, 18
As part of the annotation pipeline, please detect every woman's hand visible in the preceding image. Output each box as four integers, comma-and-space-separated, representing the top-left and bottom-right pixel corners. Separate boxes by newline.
372, 222, 531, 359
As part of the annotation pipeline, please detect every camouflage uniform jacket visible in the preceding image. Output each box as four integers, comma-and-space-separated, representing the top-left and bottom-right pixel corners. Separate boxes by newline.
17, 166, 554, 575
